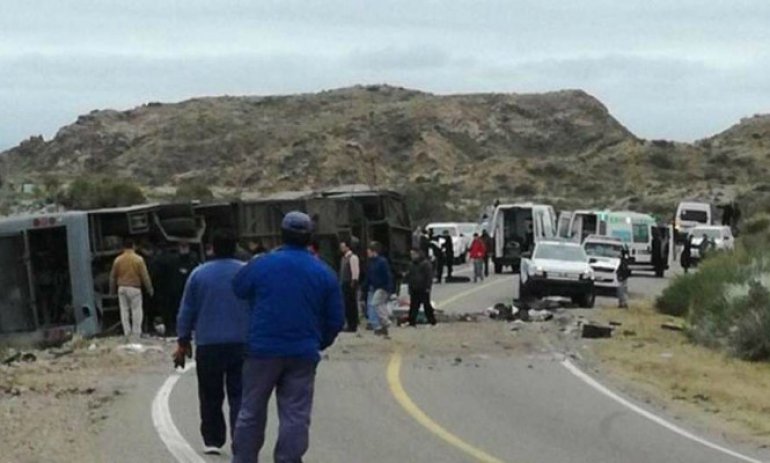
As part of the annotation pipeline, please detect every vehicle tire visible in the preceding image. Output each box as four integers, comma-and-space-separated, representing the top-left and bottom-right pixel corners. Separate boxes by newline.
160, 217, 197, 237
494, 262, 502, 274
580, 291, 596, 309
655, 267, 665, 278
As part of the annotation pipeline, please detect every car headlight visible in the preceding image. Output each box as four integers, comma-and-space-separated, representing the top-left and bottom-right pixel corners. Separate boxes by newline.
580, 271, 594, 280
533, 266, 546, 277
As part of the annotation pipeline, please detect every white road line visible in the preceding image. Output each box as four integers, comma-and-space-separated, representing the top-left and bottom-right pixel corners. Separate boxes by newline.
151, 362, 206, 463
561, 359, 765, 463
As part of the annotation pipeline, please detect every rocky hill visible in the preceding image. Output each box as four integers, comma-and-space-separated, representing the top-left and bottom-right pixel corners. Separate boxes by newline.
2, 85, 769, 219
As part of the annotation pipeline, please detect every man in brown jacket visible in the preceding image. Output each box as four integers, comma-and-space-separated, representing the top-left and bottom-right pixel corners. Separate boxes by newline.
110, 238, 154, 338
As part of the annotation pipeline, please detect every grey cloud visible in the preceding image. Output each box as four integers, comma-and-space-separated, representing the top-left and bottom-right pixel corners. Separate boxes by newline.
1, 1, 770, 148
347, 47, 451, 71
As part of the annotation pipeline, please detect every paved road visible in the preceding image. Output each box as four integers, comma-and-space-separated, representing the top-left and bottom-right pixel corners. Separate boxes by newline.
103, 264, 769, 463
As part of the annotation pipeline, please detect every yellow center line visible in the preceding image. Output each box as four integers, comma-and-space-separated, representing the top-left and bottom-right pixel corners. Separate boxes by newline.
386, 276, 513, 463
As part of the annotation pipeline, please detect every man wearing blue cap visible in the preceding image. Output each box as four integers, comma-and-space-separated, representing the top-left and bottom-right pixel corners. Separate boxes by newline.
231, 211, 345, 463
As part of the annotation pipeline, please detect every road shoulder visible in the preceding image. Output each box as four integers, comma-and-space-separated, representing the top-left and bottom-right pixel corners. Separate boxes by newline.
563, 303, 770, 453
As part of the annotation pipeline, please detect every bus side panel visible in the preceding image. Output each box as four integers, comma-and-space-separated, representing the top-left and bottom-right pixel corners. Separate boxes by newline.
67, 218, 99, 336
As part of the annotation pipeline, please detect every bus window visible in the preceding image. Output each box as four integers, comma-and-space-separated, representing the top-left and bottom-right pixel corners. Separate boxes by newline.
632, 223, 650, 243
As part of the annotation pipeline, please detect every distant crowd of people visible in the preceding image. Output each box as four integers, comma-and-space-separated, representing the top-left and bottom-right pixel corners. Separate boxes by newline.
413, 227, 494, 284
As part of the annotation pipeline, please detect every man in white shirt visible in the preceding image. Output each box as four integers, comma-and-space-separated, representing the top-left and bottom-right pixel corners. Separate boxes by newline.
339, 240, 361, 332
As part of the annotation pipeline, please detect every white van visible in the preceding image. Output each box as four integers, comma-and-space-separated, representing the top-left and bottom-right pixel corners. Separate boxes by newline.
675, 201, 714, 241
564, 210, 611, 243
565, 210, 672, 277
490, 203, 557, 273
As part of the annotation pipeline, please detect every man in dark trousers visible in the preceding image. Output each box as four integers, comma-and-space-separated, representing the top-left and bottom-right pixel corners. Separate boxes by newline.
407, 249, 436, 326
442, 231, 454, 281
175, 230, 249, 455
651, 228, 663, 276
231, 212, 344, 463
339, 239, 361, 333
430, 237, 445, 284
481, 229, 493, 277
156, 242, 200, 336
681, 235, 693, 273
419, 228, 431, 258
616, 249, 631, 309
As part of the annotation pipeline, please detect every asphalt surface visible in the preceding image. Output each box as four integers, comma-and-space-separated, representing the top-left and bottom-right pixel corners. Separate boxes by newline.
103, 263, 770, 463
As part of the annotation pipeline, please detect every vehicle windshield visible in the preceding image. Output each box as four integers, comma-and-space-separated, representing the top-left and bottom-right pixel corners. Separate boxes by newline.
681, 209, 708, 223
692, 228, 722, 239
459, 224, 477, 235
430, 226, 458, 237
584, 242, 623, 258
534, 243, 587, 262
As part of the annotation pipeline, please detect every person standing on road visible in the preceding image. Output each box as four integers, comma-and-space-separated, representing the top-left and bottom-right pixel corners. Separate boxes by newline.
617, 249, 631, 309
431, 237, 445, 284
469, 233, 487, 283
681, 235, 693, 273
442, 231, 455, 281
110, 238, 154, 338
231, 211, 344, 463
175, 230, 249, 456
419, 228, 431, 258
339, 239, 361, 333
481, 229, 493, 277
363, 241, 393, 337
407, 249, 436, 326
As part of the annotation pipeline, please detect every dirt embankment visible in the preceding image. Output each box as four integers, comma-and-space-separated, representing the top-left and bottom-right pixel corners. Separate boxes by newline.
0, 338, 170, 463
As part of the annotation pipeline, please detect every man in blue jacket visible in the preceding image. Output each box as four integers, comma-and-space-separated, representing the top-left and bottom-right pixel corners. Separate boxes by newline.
231, 211, 345, 463
175, 230, 249, 455
363, 241, 393, 338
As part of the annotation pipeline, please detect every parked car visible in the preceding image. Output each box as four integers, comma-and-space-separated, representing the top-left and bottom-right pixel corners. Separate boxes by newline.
583, 235, 625, 289
689, 225, 735, 260
519, 240, 595, 307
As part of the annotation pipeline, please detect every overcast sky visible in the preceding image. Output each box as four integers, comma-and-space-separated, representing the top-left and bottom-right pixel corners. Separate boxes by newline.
1, 0, 769, 149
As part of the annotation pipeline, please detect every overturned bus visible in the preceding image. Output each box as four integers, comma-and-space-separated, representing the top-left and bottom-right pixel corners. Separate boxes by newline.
0, 204, 205, 345
196, 186, 413, 279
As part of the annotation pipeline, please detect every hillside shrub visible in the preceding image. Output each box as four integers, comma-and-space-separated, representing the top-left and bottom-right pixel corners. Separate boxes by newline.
61, 176, 145, 210
729, 282, 770, 361
742, 213, 770, 236
656, 236, 770, 360
656, 249, 748, 317
175, 182, 214, 202
402, 182, 457, 225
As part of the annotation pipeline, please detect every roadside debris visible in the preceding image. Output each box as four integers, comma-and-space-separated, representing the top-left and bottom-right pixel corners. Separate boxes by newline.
115, 343, 164, 355
2, 349, 22, 365
2, 350, 38, 365
661, 322, 685, 332
581, 323, 613, 339
528, 310, 554, 322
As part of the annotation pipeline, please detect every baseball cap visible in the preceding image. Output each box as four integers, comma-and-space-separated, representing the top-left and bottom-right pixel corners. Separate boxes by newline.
281, 211, 313, 233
